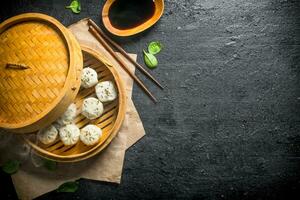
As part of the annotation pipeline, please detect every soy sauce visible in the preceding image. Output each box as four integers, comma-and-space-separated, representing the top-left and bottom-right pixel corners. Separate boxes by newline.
108, 0, 156, 30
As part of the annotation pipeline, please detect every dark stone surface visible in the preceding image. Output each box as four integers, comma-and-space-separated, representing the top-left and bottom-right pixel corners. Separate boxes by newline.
1, 0, 300, 199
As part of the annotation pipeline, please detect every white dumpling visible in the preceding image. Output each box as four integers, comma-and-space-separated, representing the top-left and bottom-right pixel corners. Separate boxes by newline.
80, 125, 102, 146
96, 81, 118, 103
59, 124, 80, 146
37, 125, 58, 145
57, 103, 77, 126
81, 97, 104, 120
95, 81, 118, 103
81, 67, 98, 88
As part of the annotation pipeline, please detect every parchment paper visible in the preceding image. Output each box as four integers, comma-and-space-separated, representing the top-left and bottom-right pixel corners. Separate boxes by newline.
3, 18, 146, 200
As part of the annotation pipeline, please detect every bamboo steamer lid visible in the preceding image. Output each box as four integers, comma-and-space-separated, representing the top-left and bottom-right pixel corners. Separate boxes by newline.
0, 13, 83, 133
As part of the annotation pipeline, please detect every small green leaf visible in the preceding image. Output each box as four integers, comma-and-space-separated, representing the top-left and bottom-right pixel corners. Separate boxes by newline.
57, 181, 79, 193
148, 41, 163, 55
77, 1, 81, 11
143, 50, 158, 69
1, 160, 20, 175
66, 0, 81, 14
43, 159, 57, 171
65, 0, 78, 9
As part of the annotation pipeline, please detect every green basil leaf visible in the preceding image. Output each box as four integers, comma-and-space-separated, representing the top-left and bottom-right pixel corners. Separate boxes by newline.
71, 7, 81, 14
77, 1, 81, 11
57, 181, 79, 193
43, 159, 57, 171
148, 41, 163, 55
143, 50, 158, 69
66, 0, 81, 14
2, 160, 20, 175
66, 1, 78, 9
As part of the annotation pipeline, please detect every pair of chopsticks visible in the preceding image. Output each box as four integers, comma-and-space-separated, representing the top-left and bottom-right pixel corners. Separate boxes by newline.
87, 19, 163, 103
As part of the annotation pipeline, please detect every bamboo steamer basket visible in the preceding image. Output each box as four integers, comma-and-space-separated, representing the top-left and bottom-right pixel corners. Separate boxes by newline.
24, 46, 127, 162
0, 13, 83, 133
0, 13, 127, 162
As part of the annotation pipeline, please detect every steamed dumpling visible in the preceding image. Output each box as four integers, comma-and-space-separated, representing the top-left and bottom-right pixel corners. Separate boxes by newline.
80, 124, 102, 146
57, 103, 77, 126
95, 81, 117, 103
81, 67, 98, 88
59, 124, 80, 146
37, 125, 58, 145
81, 97, 104, 120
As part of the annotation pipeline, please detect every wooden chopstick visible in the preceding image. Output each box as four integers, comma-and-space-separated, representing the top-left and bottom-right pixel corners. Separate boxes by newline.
88, 25, 157, 103
87, 19, 163, 90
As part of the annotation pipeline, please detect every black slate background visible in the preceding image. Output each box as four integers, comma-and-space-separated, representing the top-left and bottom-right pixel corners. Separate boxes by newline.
1, 0, 300, 199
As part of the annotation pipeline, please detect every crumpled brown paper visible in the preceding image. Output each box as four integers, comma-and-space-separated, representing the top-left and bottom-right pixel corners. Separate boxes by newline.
0, 18, 146, 200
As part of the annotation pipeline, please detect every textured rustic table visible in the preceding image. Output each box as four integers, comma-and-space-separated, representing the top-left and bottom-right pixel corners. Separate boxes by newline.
1, 0, 300, 199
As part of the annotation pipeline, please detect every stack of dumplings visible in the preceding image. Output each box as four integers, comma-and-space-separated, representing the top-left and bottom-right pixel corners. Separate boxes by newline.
37, 67, 117, 147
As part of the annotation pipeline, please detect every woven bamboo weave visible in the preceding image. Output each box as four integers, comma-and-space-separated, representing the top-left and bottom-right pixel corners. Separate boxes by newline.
0, 13, 83, 133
